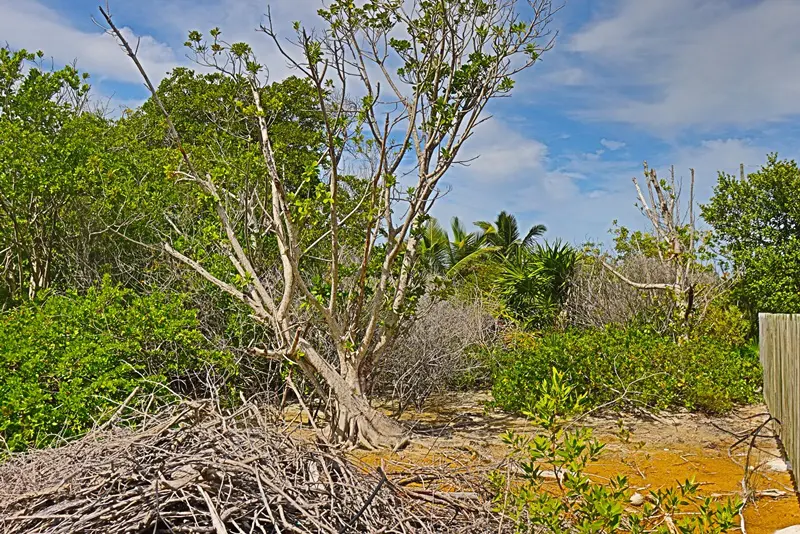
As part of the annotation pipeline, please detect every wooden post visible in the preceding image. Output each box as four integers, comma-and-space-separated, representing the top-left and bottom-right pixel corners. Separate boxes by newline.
759, 313, 800, 490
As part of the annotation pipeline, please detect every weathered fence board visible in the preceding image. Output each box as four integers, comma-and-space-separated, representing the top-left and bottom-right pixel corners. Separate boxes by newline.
759, 313, 800, 488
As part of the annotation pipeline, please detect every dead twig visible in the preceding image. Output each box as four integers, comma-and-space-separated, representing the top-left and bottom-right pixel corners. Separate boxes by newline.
0, 400, 499, 533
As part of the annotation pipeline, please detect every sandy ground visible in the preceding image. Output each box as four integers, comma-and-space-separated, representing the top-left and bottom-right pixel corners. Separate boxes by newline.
339, 392, 800, 534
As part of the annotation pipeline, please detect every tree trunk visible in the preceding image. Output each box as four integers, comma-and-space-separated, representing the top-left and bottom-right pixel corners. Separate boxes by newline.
301, 344, 406, 449
329, 384, 407, 449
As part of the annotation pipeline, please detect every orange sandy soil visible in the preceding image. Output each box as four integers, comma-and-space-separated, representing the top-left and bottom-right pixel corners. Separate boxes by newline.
339, 393, 800, 534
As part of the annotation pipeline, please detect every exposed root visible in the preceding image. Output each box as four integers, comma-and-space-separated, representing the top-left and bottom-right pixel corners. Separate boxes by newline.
331, 404, 409, 452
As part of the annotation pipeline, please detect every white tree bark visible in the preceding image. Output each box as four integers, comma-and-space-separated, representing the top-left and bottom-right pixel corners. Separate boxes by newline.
100, 0, 555, 447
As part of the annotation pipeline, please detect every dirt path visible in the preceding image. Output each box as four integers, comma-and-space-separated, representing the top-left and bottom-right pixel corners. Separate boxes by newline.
351, 393, 800, 533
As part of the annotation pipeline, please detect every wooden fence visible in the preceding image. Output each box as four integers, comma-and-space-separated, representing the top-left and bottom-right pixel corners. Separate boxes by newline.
759, 313, 800, 487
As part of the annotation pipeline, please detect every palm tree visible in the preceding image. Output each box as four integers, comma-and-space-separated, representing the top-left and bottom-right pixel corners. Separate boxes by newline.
418, 217, 494, 277
448, 217, 484, 265
418, 218, 451, 275
495, 239, 578, 329
475, 211, 547, 258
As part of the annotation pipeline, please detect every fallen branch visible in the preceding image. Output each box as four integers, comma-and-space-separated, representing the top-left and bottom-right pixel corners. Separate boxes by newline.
0, 400, 498, 533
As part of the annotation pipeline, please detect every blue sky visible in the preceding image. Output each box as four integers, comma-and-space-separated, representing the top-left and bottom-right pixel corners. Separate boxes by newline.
3, 0, 800, 246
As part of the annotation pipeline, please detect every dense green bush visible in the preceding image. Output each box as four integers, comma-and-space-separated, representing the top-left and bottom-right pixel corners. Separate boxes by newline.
703, 154, 800, 317
0, 278, 233, 451
489, 327, 761, 415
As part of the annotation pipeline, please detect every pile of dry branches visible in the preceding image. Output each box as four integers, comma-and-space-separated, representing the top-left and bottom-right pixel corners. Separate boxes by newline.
0, 400, 496, 533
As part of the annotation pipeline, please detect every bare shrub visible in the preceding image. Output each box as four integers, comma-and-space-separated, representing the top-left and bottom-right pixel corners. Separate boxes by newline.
566, 254, 720, 334
368, 297, 496, 415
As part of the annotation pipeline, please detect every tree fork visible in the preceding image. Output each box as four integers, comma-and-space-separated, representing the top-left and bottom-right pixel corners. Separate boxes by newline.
100, 0, 554, 447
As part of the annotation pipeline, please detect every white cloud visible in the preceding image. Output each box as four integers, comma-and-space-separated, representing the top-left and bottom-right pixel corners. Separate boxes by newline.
566, 0, 800, 131
0, 0, 180, 86
431, 119, 641, 243
454, 121, 550, 184
600, 138, 625, 151
0, 0, 328, 96
534, 138, 776, 245
124, 0, 339, 83
432, 120, 552, 229
433, 119, 782, 247
0, 0, 334, 114
666, 138, 771, 204
541, 66, 587, 86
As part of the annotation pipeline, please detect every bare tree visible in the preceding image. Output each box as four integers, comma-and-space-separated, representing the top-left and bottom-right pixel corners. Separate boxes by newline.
601, 163, 724, 333
100, 0, 554, 447
567, 254, 720, 334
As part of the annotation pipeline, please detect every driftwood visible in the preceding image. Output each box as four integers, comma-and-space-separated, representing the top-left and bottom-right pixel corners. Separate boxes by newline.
0, 401, 497, 533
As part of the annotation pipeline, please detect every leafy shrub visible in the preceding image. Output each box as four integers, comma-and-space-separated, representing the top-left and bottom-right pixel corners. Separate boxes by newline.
491, 369, 742, 533
692, 298, 752, 347
495, 240, 578, 330
489, 327, 761, 415
702, 154, 800, 317
0, 278, 233, 451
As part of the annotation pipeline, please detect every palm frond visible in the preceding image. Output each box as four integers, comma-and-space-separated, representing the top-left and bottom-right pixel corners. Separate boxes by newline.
523, 223, 548, 247
446, 246, 500, 278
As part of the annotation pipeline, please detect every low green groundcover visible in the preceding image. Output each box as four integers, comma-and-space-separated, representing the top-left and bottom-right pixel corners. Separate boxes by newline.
489, 326, 762, 415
